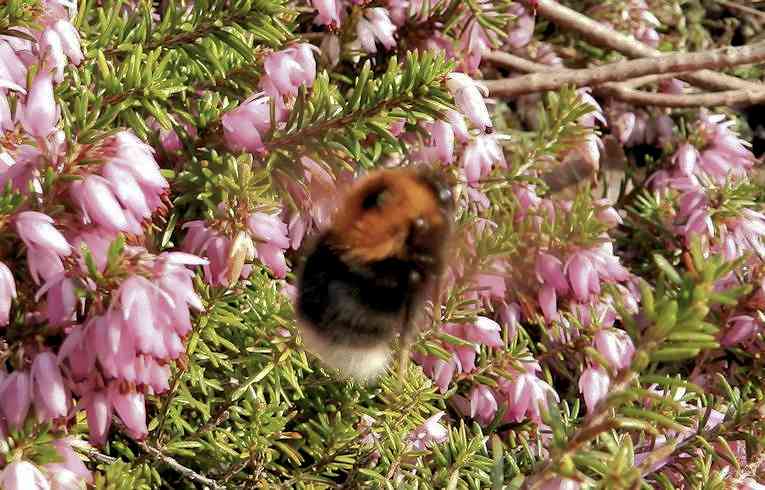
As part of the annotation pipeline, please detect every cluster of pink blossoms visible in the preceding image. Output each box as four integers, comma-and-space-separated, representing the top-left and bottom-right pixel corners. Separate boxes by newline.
0, 2, 212, 484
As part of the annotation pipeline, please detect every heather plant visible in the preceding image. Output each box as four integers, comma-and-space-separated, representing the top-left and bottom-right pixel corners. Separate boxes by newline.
1, 0, 765, 489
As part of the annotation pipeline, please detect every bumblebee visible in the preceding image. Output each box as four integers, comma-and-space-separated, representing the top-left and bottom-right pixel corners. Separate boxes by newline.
295, 167, 454, 382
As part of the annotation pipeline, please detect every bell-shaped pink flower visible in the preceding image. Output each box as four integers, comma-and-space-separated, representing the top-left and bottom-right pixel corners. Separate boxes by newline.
536, 252, 569, 294
507, 4, 535, 48
222, 94, 286, 153
539, 284, 558, 322
109, 384, 147, 440
15, 211, 71, 257
502, 370, 558, 423
594, 328, 635, 370
31, 352, 69, 420
0, 370, 32, 429
84, 390, 112, 446
21, 71, 58, 138
0, 261, 16, 326
0, 460, 50, 490
579, 366, 610, 413
463, 316, 502, 347
311, 0, 342, 27
406, 411, 449, 450
446, 73, 492, 131
461, 134, 505, 184
469, 385, 498, 425
44, 438, 93, 486
431, 120, 455, 163
566, 252, 595, 302
71, 175, 134, 233
44, 276, 77, 326
52, 20, 83, 66
356, 8, 396, 53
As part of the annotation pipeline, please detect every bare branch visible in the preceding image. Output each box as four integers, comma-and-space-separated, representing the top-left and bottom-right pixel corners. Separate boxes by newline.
523, 0, 763, 92
484, 42, 765, 97
600, 85, 765, 107
138, 441, 225, 490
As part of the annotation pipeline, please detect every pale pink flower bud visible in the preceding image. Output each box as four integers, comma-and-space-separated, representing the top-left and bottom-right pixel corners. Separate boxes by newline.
0, 40, 27, 88
15, 211, 71, 256
445, 109, 470, 143
311, 0, 342, 27
446, 73, 492, 130
614, 112, 636, 144
594, 328, 635, 370
364, 8, 396, 50
248, 212, 290, 249
21, 70, 57, 138
31, 352, 69, 420
0, 261, 16, 326
109, 385, 147, 440
431, 120, 454, 163
464, 316, 502, 347
73, 175, 132, 233
407, 411, 448, 450
222, 95, 284, 153
45, 438, 93, 486
41, 28, 67, 82
44, 277, 77, 326
536, 252, 569, 294
469, 385, 498, 425
579, 366, 610, 413
84, 391, 111, 446
538, 284, 558, 322
0, 370, 31, 429
504, 371, 558, 423
52, 20, 83, 65
566, 253, 595, 302
507, 4, 535, 48
0, 460, 50, 490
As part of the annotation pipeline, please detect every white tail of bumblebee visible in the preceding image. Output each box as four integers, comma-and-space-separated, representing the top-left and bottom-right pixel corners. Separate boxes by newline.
298, 320, 391, 384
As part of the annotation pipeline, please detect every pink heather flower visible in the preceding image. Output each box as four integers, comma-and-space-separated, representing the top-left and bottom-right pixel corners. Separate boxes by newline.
222, 94, 286, 153
538, 284, 558, 322
507, 4, 535, 48
0, 261, 15, 326
407, 411, 449, 450
83, 391, 111, 446
461, 134, 505, 184
356, 8, 396, 54
722, 315, 759, 346
431, 120, 455, 163
498, 302, 521, 340
108, 131, 169, 199
414, 351, 460, 393
596, 199, 622, 228
674, 143, 698, 176
446, 109, 470, 143
21, 70, 58, 138
71, 175, 137, 234
613, 112, 636, 144
579, 366, 610, 413
566, 252, 596, 302
51, 20, 83, 65
15, 211, 71, 257
446, 73, 492, 131
0, 460, 50, 490
109, 384, 147, 439
0, 370, 31, 429
45, 438, 93, 488
577, 89, 606, 128
594, 328, 635, 370
501, 370, 558, 423
44, 276, 77, 326
461, 20, 491, 73
0, 40, 27, 89
311, 0, 342, 27
261, 44, 316, 98
536, 252, 570, 294
469, 385, 498, 425
31, 352, 69, 420
463, 316, 503, 347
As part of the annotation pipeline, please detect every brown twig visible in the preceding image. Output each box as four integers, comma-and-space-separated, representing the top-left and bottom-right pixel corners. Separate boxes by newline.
485, 42, 765, 97
523, 0, 764, 92
138, 441, 225, 490
598, 85, 765, 107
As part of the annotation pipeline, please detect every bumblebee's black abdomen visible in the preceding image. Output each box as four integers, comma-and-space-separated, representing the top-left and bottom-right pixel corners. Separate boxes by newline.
297, 237, 424, 348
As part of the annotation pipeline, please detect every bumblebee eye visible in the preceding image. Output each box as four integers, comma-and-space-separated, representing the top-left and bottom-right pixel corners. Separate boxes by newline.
361, 186, 388, 210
